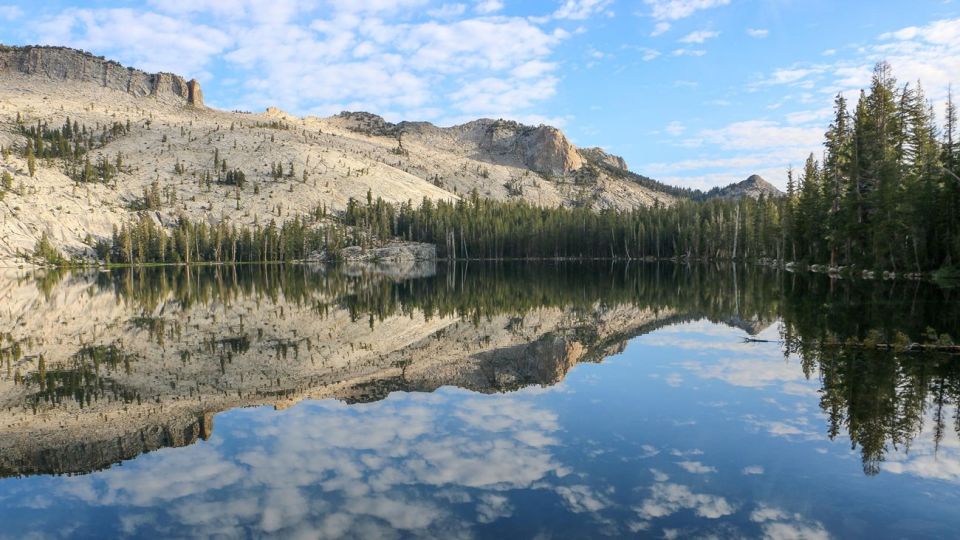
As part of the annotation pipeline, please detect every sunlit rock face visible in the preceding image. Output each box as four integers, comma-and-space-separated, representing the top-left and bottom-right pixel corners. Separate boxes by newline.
0, 46, 200, 107
478, 120, 584, 176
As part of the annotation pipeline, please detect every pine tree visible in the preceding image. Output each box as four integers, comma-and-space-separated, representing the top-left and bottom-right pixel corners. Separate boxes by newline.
901, 82, 941, 270
26, 144, 36, 178
823, 93, 853, 265
798, 154, 824, 261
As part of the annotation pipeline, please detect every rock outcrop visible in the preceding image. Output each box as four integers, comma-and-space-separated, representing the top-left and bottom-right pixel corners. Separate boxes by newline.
0, 45, 203, 108
339, 242, 437, 262
581, 147, 628, 171
0, 411, 213, 478
479, 120, 584, 176
187, 78, 204, 108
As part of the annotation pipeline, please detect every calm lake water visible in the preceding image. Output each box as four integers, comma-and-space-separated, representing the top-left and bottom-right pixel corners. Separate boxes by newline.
0, 263, 958, 539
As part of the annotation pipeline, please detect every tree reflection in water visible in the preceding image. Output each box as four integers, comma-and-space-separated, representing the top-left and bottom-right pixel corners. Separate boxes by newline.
0, 262, 957, 478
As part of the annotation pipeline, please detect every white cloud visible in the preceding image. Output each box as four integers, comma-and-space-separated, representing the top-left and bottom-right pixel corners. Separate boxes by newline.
554, 484, 612, 513
634, 483, 736, 520
49, 392, 575, 537
474, 0, 504, 14
676, 460, 716, 474
644, 154, 774, 175
645, 0, 731, 21
756, 18, 960, 115
747, 28, 769, 38
664, 373, 684, 386
0, 4, 22, 20
450, 75, 560, 118
700, 120, 822, 151
751, 505, 832, 540
651, 21, 671, 36
326, 0, 431, 14
639, 47, 661, 61
870, 18, 960, 103
512, 59, 557, 79
476, 494, 513, 523
650, 468, 670, 482
750, 66, 828, 89
785, 108, 832, 125
679, 30, 719, 44
880, 408, 960, 483
745, 417, 822, 441
645, 0, 729, 36
553, 0, 613, 20
665, 121, 686, 136
32, 8, 233, 77
672, 48, 706, 57
24, 2, 569, 123
761, 522, 832, 540
742, 465, 765, 475
428, 3, 467, 18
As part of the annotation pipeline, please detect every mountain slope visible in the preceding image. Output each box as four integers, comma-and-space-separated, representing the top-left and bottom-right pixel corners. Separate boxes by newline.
702, 174, 784, 200
0, 46, 685, 263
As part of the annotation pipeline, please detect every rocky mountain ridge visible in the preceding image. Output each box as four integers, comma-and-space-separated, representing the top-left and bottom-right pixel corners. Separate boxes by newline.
335, 112, 593, 177
0, 45, 771, 264
0, 45, 204, 107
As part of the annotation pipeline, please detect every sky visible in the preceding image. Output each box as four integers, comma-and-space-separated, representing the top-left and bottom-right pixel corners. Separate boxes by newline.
2, 1, 960, 190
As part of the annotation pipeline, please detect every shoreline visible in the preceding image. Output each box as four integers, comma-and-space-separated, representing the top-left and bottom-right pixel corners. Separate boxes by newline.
1, 255, 948, 282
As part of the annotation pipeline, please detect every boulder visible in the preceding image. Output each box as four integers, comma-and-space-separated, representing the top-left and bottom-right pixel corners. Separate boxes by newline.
338, 242, 437, 262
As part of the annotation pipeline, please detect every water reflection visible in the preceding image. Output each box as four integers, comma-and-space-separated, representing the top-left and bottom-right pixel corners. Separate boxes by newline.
0, 263, 958, 537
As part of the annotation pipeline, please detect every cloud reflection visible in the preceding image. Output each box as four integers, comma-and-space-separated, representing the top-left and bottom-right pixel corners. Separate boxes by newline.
45, 391, 572, 537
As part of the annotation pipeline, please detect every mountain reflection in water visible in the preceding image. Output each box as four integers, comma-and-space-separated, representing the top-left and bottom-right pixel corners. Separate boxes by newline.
0, 262, 958, 538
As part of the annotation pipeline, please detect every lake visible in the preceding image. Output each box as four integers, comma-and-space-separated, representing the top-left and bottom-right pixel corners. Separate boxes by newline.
0, 262, 958, 538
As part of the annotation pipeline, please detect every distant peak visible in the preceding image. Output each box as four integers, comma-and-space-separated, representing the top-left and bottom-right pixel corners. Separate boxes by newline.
706, 174, 783, 200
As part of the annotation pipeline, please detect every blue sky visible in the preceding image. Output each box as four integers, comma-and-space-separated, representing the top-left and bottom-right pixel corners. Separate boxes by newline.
1, 1, 959, 190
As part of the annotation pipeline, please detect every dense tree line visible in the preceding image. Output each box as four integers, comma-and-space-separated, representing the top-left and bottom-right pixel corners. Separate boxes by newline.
98, 211, 358, 265
340, 62, 960, 273
343, 191, 783, 262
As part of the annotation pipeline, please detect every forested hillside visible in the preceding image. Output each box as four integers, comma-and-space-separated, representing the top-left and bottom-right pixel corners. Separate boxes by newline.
336, 61, 960, 274
9, 48, 955, 275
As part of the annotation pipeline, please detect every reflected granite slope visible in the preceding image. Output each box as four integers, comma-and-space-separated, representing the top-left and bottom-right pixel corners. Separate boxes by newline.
1, 264, 708, 478
0, 263, 958, 480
